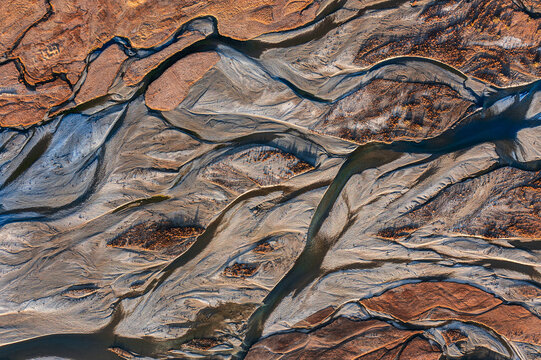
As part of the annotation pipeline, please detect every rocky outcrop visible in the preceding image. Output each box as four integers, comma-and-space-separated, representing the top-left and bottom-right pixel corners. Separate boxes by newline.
247, 281, 541, 359
0, 0, 322, 127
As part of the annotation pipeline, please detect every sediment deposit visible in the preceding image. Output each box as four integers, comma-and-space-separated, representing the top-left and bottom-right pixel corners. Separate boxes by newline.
0, 0, 540, 359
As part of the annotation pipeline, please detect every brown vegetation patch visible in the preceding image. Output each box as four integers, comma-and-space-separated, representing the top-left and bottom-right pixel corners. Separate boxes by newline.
289, 160, 314, 174
405, 167, 541, 239
108, 222, 204, 251
442, 329, 468, 345
354, 0, 541, 86
203, 147, 314, 194
223, 263, 259, 278
469, 175, 541, 239
377, 225, 418, 239
322, 79, 473, 144
185, 337, 222, 350
253, 241, 274, 253
62, 285, 98, 299
262, 150, 311, 174
108, 347, 135, 360
245, 149, 314, 176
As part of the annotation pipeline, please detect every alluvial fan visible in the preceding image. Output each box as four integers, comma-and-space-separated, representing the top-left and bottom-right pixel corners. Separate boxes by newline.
0, 0, 540, 359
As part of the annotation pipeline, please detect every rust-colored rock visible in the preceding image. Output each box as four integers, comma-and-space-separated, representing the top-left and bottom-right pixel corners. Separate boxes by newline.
209, 0, 319, 40
11, 0, 320, 87
0, 62, 71, 127
426, 303, 541, 345
246, 318, 422, 359
399, 337, 441, 360
0, 0, 48, 58
361, 282, 541, 345
357, 346, 402, 360
123, 31, 205, 86
361, 282, 502, 321
145, 51, 220, 111
1, 0, 320, 127
294, 305, 335, 328
74, 43, 127, 104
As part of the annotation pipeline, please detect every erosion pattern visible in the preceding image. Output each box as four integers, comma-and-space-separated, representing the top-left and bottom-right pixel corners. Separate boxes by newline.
0, 0, 540, 359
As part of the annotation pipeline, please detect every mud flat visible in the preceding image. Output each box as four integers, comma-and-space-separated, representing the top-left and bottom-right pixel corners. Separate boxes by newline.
0, 0, 540, 359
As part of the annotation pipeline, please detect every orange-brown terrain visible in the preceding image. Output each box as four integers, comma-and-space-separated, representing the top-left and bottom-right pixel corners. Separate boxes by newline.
0, 0, 539, 359
145, 51, 220, 111
0, 0, 322, 127
247, 281, 541, 359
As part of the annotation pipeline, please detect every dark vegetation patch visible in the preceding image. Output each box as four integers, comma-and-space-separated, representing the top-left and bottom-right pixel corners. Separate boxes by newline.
223, 263, 259, 278
377, 224, 418, 239
108, 222, 205, 251
253, 241, 274, 253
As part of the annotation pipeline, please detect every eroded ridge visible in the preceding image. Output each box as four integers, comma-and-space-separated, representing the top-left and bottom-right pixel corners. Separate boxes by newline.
247, 282, 541, 359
